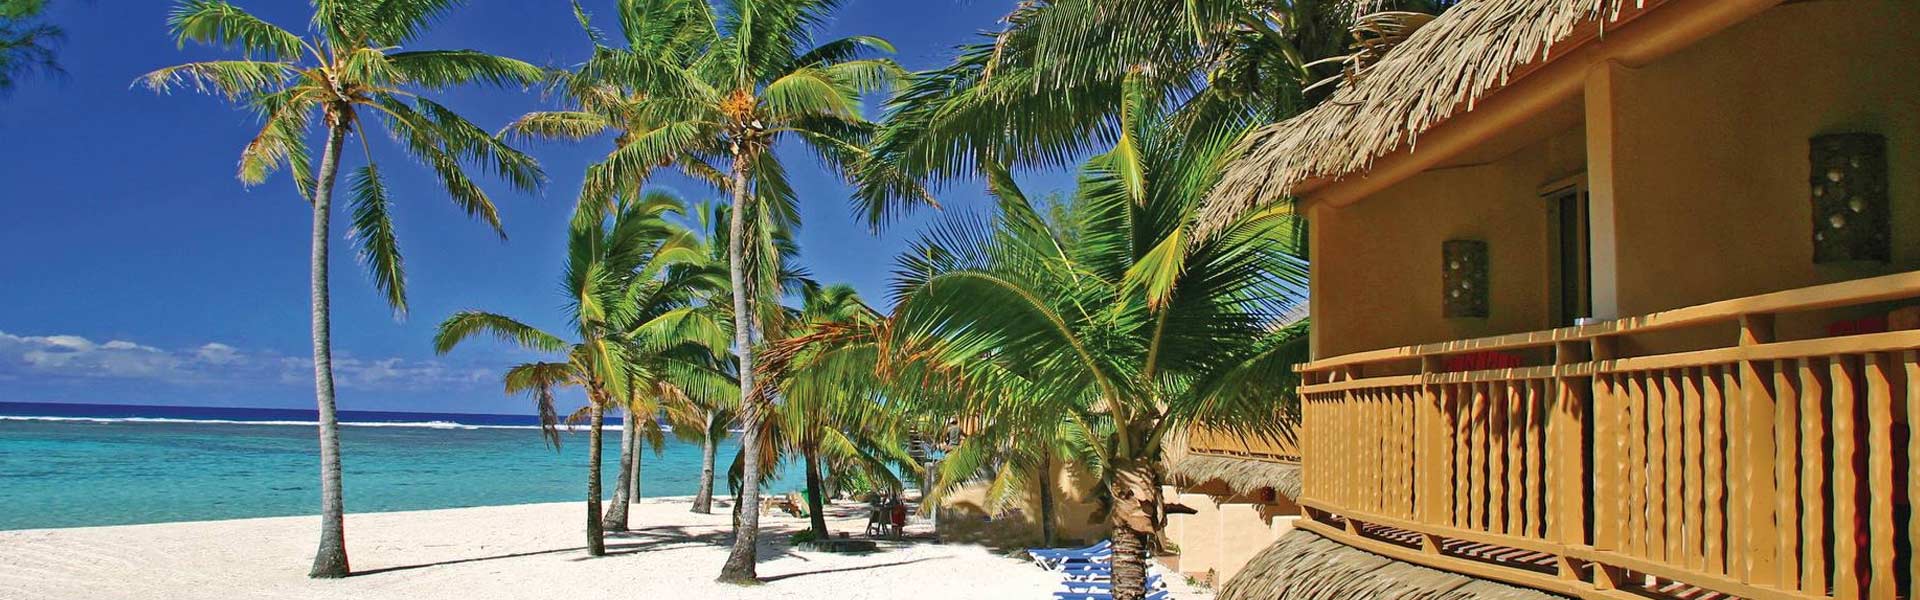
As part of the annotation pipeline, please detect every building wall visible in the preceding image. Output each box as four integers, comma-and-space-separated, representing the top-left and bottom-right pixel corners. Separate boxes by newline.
1160, 486, 1299, 588
1604, 0, 1920, 350
1312, 126, 1586, 358
1309, 0, 1920, 359
933, 460, 1107, 548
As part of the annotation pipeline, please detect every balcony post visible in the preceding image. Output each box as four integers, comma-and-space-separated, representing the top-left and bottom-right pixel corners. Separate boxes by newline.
1736, 314, 1777, 586
1589, 335, 1630, 589
1550, 340, 1591, 581
1418, 356, 1443, 531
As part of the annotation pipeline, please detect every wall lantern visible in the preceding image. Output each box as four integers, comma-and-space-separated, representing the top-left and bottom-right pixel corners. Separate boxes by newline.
1810, 133, 1889, 263
1443, 240, 1489, 318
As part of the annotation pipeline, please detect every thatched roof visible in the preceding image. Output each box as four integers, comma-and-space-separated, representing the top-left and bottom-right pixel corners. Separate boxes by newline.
1202, 0, 1641, 229
1169, 455, 1303, 501
1219, 529, 1566, 600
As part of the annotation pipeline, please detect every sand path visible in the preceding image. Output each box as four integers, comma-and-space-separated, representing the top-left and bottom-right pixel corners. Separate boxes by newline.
0, 496, 1204, 600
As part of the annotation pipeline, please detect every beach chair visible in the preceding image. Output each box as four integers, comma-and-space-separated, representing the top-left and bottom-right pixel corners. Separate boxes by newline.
1058, 575, 1165, 593
1051, 590, 1169, 600
1028, 539, 1110, 561
1054, 561, 1113, 580
1041, 548, 1120, 571
1027, 539, 1112, 568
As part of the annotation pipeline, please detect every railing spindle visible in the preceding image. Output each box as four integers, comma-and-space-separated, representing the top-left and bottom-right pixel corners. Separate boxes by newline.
1832, 354, 1862, 598
1491, 381, 1509, 535
1681, 367, 1704, 572
1455, 383, 1470, 529
1628, 371, 1648, 559
1864, 352, 1896, 599
1724, 364, 1746, 579
1471, 382, 1489, 531
1506, 381, 1525, 536
1405, 389, 1418, 519
1527, 379, 1545, 540
1798, 357, 1829, 596
1774, 358, 1802, 590
1664, 370, 1684, 564
1648, 368, 1669, 563
1703, 364, 1728, 576
1594, 372, 1617, 553
1906, 350, 1919, 600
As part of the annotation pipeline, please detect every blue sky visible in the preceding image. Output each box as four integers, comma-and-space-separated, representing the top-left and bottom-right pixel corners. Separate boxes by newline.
0, 0, 1079, 414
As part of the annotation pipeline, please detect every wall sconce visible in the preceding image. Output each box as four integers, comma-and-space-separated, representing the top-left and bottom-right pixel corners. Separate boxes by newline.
1811, 133, 1889, 263
1443, 240, 1488, 318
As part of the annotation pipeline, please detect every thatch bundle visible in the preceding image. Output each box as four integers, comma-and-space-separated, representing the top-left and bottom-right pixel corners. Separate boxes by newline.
1168, 455, 1303, 501
1218, 529, 1565, 600
1201, 0, 1641, 232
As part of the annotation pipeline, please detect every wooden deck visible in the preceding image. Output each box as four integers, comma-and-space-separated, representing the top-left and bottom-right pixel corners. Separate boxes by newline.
1283, 271, 1920, 600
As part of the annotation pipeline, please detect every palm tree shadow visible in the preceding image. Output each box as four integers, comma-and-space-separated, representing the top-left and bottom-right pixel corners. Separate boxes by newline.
757, 556, 951, 582
351, 526, 740, 576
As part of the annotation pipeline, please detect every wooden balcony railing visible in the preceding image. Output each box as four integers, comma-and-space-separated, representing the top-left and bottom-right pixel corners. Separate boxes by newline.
1295, 270, 1920, 600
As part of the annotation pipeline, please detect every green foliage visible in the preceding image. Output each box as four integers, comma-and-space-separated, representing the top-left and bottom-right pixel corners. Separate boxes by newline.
143, 0, 548, 314
553, 0, 935, 232
877, 73, 1310, 536
855, 0, 1455, 210
436, 192, 733, 449
0, 0, 61, 96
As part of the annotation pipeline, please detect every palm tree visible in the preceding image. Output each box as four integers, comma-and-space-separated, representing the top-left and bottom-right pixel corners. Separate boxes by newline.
435, 191, 727, 557
929, 400, 1110, 549
879, 74, 1308, 600
662, 363, 736, 515
752, 284, 919, 539
601, 375, 671, 531
557, 0, 933, 580
142, 0, 544, 578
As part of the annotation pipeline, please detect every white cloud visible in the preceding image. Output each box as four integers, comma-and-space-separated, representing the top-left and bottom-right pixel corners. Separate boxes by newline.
195, 342, 242, 365
0, 330, 493, 390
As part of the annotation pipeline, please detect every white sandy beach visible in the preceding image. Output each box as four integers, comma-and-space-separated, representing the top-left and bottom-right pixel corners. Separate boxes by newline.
0, 496, 1205, 600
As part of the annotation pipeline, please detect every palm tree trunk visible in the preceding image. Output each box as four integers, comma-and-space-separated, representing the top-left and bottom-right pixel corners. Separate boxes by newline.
804, 446, 828, 539
1107, 454, 1158, 600
602, 409, 636, 532
586, 403, 607, 557
631, 437, 643, 502
692, 412, 718, 514
717, 145, 762, 584
1038, 451, 1057, 548
307, 119, 350, 579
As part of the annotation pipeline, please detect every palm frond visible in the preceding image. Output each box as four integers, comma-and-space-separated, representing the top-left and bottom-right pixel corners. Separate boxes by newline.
348, 164, 407, 315
388, 50, 545, 89
500, 110, 613, 142
434, 311, 568, 354
137, 59, 292, 99
504, 361, 577, 449
167, 0, 306, 60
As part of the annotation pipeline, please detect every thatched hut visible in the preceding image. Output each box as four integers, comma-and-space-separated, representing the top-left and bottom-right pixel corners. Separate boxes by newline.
1220, 530, 1563, 600
1190, 0, 1920, 596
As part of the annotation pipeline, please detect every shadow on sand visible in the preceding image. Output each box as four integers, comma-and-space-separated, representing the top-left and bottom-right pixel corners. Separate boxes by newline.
350, 524, 738, 576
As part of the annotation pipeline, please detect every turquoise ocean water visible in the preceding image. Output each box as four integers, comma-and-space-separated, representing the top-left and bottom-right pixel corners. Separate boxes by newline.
0, 402, 798, 530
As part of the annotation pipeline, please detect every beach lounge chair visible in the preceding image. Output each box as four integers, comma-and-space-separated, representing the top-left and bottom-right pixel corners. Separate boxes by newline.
1058, 575, 1164, 593
1027, 539, 1110, 561
1027, 540, 1112, 568
1051, 590, 1169, 600
1054, 562, 1114, 580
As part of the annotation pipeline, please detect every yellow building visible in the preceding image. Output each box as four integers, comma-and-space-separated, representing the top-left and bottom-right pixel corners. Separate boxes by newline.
1186, 1, 1920, 598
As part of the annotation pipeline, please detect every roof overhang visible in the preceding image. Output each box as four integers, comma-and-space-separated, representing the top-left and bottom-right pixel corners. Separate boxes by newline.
1301, 0, 1782, 211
